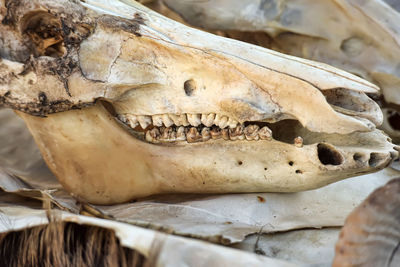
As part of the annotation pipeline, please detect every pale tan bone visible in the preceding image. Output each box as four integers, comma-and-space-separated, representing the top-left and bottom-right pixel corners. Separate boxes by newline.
0, 0, 398, 204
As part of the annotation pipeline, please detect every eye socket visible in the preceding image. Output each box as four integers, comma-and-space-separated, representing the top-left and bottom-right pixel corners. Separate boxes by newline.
184, 79, 196, 96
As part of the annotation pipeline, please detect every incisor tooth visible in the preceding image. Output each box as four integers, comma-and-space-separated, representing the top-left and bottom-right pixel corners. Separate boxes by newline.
187, 114, 201, 126
259, 126, 273, 140
137, 115, 152, 129
152, 115, 163, 127
176, 126, 186, 141
244, 125, 260, 141
201, 127, 211, 141
227, 118, 238, 128
162, 114, 174, 127
201, 113, 215, 127
126, 114, 138, 128
218, 116, 228, 129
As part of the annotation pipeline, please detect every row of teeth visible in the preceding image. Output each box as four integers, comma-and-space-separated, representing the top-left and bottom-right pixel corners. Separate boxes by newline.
117, 113, 241, 129
145, 125, 274, 143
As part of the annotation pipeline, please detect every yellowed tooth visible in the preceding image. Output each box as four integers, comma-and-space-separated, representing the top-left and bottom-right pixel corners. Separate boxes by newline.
259, 126, 273, 140
294, 136, 303, 147
145, 128, 160, 143
210, 127, 221, 139
187, 114, 201, 126
229, 125, 245, 140
187, 127, 202, 143
180, 114, 189, 126
161, 127, 176, 141
221, 128, 230, 140
201, 113, 215, 127
137, 115, 152, 129
162, 114, 174, 127
218, 116, 229, 128
201, 127, 211, 141
152, 115, 163, 127
176, 126, 186, 141
227, 117, 238, 128
169, 114, 182, 126
244, 125, 260, 141
126, 114, 138, 128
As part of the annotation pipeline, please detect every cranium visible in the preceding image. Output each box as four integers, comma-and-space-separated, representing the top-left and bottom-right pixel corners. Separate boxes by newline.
0, 0, 397, 204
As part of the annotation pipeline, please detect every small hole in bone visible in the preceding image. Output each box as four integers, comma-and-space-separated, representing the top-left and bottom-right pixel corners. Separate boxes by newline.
368, 153, 387, 167
317, 143, 343, 165
237, 160, 243, 165
388, 111, 400, 130
353, 153, 365, 162
184, 79, 196, 96
295, 170, 302, 174
288, 161, 294, 166
264, 167, 267, 171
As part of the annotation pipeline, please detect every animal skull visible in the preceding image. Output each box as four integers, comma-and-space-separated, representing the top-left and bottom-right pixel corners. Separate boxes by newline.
0, 0, 397, 204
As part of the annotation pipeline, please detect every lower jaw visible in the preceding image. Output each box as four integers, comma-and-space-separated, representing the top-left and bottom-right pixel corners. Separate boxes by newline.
17, 103, 398, 204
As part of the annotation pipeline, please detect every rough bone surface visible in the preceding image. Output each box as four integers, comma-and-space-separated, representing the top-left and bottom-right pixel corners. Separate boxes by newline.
0, 0, 397, 204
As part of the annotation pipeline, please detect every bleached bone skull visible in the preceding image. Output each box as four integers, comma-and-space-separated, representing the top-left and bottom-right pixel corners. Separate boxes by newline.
160, 0, 400, 141
0, 0, 397, 204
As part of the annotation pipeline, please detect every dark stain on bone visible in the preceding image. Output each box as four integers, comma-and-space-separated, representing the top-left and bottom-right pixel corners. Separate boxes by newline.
317, 143, 343, 165
38, 92, 48, 105
184, 79, 196, 96
98, 15, 143, 37
257, 196, 266, 203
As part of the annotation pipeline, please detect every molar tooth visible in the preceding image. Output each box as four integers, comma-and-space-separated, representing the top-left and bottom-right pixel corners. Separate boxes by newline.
244, 125, 260, 141
162, 114, 174, 127
229, 125, 245, 141
221, 128, 230, 140
126, 114, 138, 128
161, 127, 176, 141
145, 128, 160, 143
137, 115, 152, 129
294, 136, 303, 148
201, 113, 215, 127
259, 126, 273, 140
227, 118, 238, 128
210, 127, 221, 139
169, 114, 182, 126
214, 114, 221, 126
180, 114, 189, 126
152, 115, 164, 127
187, 127, 202, 143
201, 127, 211, 141
176, 126, 186, 141
187, 114, 201, 126
218, 116, 229, 129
